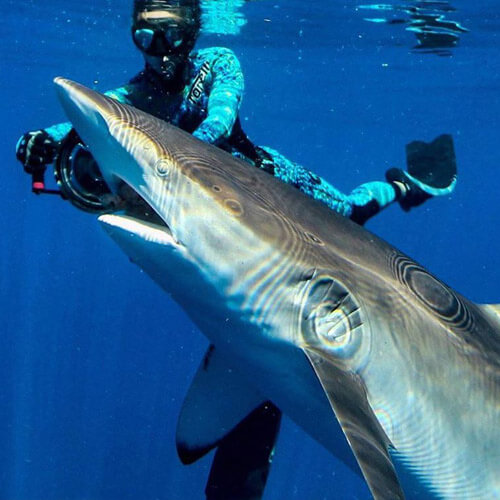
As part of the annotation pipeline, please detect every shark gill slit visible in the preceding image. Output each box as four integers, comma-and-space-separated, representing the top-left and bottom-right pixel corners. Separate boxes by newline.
300, 273, 369, 363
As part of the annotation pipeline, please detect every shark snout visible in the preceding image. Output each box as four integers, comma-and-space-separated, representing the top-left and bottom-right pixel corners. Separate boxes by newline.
54, 77, 148, 196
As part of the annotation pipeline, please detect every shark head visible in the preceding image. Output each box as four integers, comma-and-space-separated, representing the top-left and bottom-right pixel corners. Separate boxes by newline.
55, 77, 188, 233
53, 77, 324, 342
55, 77, 214, 305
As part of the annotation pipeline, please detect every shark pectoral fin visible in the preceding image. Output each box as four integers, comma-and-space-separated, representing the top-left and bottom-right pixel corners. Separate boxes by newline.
178, 346, 282, 499
176, 345, 269, 464
304, 348, 405, 500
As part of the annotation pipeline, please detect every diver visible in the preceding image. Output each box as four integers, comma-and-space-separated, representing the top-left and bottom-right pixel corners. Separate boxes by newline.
16, 0, 456, 224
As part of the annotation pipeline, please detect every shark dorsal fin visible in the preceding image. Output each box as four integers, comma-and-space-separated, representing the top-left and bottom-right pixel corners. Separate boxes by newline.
304, 348, 405, 500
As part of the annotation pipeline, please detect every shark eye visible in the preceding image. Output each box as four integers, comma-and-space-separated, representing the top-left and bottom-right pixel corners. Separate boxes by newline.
155, 158, 170, 177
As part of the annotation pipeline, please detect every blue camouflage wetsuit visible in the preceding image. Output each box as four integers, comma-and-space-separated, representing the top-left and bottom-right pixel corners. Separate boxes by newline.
45, 47, 398, 224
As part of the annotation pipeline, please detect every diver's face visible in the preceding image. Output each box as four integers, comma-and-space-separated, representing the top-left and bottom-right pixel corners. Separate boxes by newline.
143, 52, 186, 80
132, 7, 197, 79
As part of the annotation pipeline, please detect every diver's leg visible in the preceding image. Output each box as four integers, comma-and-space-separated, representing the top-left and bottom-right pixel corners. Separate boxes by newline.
347, 181, 398, 225
257, 147, 396, 223
205, 402, 281, 500
352, 133, 458, 220
257, 146, 355, 217
257, 140, 456, 225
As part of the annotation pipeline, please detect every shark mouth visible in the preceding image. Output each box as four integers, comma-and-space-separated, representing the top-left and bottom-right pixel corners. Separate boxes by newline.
114, 180, 167, 228
96, 177, 179, 248
98, 179, 179, 249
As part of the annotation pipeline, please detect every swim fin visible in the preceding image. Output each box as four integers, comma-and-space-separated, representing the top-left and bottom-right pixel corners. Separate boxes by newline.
386, 134, 457, 211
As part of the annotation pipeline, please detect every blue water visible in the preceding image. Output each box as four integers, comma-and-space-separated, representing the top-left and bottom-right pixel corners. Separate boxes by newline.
2, 1, 500, 498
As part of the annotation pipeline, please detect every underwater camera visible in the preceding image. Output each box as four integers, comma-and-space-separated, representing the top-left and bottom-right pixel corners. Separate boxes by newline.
54, 129, 117, 213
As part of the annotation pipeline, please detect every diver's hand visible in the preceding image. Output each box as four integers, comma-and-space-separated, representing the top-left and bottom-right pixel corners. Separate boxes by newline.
254, 147, 275, 174
16, 130, 58, 173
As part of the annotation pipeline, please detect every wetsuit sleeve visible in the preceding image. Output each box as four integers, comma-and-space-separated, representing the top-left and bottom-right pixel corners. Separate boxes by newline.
193, 48, 244, 144
43, 85, 135, 142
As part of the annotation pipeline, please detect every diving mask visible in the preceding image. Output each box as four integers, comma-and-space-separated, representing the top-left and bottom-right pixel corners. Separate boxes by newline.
132, 5, 198, 57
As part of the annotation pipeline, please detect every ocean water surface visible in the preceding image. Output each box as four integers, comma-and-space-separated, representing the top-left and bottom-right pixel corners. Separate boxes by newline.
2, 1, 500, 499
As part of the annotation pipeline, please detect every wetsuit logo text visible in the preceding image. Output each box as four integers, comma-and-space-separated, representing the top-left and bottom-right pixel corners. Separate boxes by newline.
188, 61, 211, 105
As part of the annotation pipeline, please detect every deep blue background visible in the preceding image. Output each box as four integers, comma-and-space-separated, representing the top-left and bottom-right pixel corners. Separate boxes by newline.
2, 1, 499, 499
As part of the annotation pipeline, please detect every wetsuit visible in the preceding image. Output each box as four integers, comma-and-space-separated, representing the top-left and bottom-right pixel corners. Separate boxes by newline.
44, 47, 418, 224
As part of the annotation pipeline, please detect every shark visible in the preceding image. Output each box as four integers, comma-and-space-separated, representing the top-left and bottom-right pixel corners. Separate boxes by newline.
54, 77, 500, 499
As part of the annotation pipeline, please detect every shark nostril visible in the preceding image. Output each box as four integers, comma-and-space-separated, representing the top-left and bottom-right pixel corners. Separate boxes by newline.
155, 158, 170, 177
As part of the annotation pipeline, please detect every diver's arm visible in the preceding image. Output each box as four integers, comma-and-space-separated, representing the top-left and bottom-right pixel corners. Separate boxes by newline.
193, 48, 244, 144
42, 85, 134, 143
